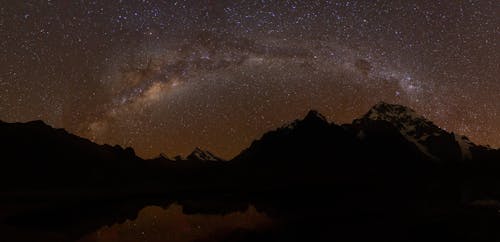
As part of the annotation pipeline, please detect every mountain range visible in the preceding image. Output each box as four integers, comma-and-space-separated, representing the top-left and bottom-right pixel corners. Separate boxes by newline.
1, 102, 499, 201
2, 102, 500, 242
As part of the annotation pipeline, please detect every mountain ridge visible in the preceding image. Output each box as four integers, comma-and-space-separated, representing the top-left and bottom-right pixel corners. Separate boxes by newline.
235, 102, 488, 164
354, 101, 481, 161
2, 102, 495, 164
1, 102, 499, 197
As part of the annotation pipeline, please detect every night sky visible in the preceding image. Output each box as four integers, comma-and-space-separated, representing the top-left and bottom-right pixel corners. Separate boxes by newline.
1, 1, 498, 159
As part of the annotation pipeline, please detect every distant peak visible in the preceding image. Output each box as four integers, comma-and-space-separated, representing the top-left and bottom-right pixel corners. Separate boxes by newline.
190, 147, 209, 156
304, 110, 328, 123
187, 147, 223, 161
282, 110, 329, 130
26, 120, 50, 127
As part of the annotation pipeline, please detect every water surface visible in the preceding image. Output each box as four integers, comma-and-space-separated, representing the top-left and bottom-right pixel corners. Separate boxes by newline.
78, 203, 272, 242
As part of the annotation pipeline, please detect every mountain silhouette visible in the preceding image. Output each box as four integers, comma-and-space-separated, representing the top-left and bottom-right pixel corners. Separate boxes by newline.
187, 147, 224, 162
1, 102, 499, 198
234, 102, 496, 166
1, 102, 500, 242
230, 102, 499, 201
353, 102, 470, 161
0, 120, 149, 191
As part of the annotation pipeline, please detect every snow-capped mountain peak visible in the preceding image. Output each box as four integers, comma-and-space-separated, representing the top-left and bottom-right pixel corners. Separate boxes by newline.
357, 102, 444, 139
187, 147, 223, 162
364, 102, 434, 128
355, 102, 475, 161
159, 153, 170, 160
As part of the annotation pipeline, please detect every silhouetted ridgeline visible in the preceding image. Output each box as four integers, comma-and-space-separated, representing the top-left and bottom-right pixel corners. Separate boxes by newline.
231, 103, 500, 201
0, 120, 142, 190
0, 102, 499, 199
2, 102, 500, 242
0, 120, 226, 194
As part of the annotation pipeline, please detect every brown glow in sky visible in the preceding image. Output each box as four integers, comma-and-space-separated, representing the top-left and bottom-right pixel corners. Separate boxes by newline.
1, 1, 498, 159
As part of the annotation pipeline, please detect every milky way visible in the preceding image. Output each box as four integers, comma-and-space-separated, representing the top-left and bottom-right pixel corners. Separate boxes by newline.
1, 1, 498, 158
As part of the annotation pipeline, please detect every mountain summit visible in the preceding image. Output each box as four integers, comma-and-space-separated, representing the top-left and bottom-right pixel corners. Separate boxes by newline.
353, 102, 472, 161
1, 102, 497, 193
303, 110, 328, 123
187, 147, 223, 162
2, 103, 500, 242
356, 102, 444, 137
360, 102, 437, 128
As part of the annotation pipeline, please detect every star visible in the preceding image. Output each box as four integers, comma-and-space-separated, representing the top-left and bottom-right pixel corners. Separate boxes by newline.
0, 0, 498, 158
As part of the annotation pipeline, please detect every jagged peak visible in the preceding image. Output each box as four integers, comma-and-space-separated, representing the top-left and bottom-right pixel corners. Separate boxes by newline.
281, 110, 329, 130
304, 110, 328, 122
357, 102, 447, 134
187, 147, 222, 161
353, 102, 482, 161
190, 147, 207, 157
157, 153, 170, 161
356, 102, 443, 133
364, 102, 424, 122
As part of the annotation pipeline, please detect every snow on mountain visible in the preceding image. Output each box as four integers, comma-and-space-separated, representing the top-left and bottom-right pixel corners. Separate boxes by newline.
355, 102, 475, 161
354, 102, 442, 159
360, 102, 443, 137
187, 147, 223, 162
159, 153, 170, 160
454, 134, 473, 160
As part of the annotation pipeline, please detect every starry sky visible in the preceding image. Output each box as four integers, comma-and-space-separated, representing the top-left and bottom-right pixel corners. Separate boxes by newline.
1, 0, 498, 159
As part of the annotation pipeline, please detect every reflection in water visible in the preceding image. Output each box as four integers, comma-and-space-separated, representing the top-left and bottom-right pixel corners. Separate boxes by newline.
78, 204, 272, 242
